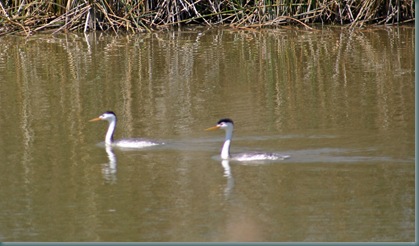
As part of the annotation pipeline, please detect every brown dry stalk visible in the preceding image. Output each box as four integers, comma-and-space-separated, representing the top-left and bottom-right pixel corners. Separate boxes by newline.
0, 0, 414, 36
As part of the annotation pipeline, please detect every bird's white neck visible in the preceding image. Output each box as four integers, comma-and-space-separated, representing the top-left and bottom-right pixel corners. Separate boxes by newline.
221, 127, 233, 159
105, 120, 116, 145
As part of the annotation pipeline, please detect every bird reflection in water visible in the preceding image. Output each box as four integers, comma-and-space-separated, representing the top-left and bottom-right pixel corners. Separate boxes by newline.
221, 160, 234, 198
102, 145, 117, 183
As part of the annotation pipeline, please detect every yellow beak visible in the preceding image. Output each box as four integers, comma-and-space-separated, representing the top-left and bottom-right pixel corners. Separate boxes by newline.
89, 117, 102, 122
205, 125, 220, 131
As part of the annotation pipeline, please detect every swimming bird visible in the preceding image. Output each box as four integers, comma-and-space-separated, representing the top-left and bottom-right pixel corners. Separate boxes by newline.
205, 118, 289, 161
89, 111, 162, 148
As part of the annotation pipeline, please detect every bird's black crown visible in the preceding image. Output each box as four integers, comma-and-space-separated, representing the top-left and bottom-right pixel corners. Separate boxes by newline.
218, 118, 234, 125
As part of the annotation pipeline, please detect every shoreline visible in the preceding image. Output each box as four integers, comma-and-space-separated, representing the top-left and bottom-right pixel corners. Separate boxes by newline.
0, 0, 415, 36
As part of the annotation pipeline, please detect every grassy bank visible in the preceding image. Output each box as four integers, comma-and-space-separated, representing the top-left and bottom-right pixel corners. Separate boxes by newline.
0, 0, 415, 35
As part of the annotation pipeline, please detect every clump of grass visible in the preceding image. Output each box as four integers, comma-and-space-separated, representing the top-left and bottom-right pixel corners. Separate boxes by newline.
0, 0, 414, 36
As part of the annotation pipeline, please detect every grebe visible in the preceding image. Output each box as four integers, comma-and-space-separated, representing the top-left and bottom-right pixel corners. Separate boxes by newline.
205, 118, 289, 161
89, 111, 162, 149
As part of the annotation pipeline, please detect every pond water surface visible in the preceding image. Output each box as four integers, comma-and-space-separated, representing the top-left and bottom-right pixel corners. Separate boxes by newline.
0, 26, 415, 242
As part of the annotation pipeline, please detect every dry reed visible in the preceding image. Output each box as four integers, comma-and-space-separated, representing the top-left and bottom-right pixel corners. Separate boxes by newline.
0, 0, 415, 36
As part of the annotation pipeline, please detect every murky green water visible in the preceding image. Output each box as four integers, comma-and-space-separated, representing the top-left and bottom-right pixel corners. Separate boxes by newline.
0, 26, 414, 242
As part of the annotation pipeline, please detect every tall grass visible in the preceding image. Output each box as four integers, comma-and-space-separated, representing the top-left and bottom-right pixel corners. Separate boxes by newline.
0, 0, 415, 35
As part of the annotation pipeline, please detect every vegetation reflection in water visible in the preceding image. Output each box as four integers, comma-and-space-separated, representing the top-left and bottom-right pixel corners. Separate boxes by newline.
0, 27, 414, 241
